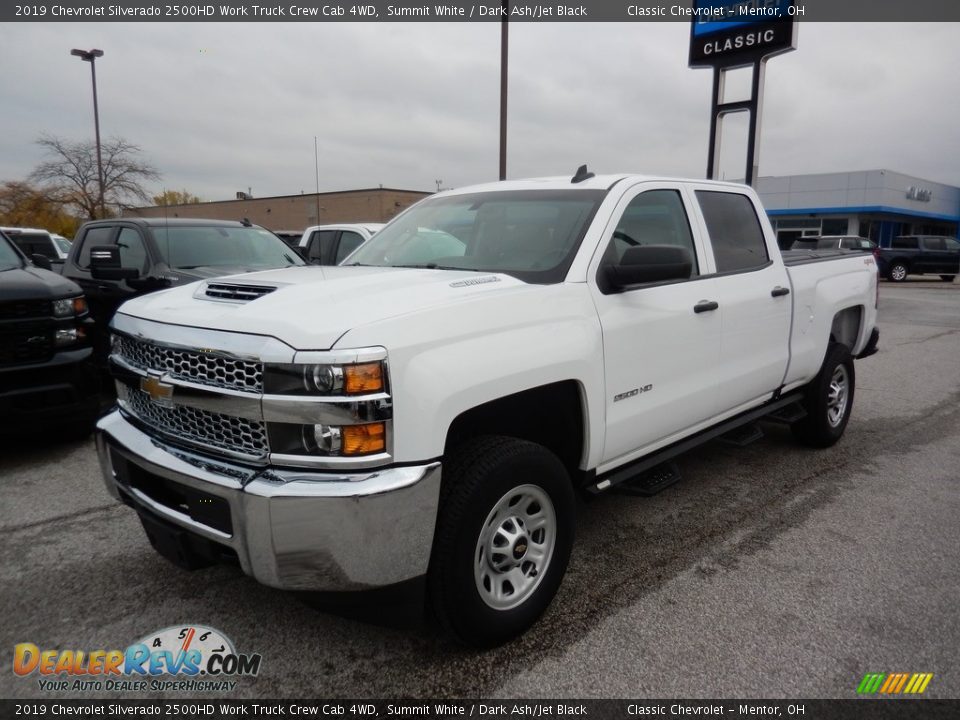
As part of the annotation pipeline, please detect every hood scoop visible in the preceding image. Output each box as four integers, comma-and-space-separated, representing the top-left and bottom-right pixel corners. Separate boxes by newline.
204, 282, 277, 302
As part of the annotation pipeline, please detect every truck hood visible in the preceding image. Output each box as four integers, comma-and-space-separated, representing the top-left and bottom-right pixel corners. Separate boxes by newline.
0, 265, 83, 300
116, 265, 539, 350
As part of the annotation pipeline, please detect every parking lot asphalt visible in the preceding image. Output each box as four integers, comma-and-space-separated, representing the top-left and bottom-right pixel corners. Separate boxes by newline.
1, 279, 958, 700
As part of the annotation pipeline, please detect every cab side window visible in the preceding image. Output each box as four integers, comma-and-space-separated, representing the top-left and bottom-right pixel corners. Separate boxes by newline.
335, 231, 365, 264
600, 189, 698, 276
308, 230, 336, 264
116, 227, 149, 272
695, 190, 770, 273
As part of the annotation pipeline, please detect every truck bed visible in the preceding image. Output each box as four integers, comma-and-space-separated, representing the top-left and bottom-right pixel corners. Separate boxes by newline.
781, 248, 873, 266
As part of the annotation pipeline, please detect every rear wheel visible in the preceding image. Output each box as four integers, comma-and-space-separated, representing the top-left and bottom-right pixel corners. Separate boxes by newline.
428, 436, 575, 647
792, 343, 855, 448
888, 262, 908, 282
940, 275, 956, 282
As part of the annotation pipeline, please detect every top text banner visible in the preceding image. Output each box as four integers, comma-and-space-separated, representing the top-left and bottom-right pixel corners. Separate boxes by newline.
5, 0, 960, 22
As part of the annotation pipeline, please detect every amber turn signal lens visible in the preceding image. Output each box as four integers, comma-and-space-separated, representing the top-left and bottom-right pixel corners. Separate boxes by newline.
343, 362, 384, 394
341, 422, 386, 456
73, 297, 88, 314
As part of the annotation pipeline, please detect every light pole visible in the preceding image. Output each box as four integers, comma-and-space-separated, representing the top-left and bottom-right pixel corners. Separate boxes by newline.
499, 4, 508, 181
71, 48, 105, 218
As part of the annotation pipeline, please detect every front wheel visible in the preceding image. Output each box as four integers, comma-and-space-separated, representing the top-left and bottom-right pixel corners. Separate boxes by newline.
888, 262, 908, 282
792, 343, 855, 448
940, 275, 956, 282
428, 436, 575, 647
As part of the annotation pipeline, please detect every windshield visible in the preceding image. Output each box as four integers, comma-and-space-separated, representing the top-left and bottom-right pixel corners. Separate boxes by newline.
347, 189, 606, 284
152, 226, 305, 269
0, 234, 24, 271
54, 236, 72, 254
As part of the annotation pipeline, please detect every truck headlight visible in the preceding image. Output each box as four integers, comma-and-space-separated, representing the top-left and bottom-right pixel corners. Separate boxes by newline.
269, 421, 387, 456
303, 424, 342, 454
52, 296, 87, 318
265, 361, 386, 396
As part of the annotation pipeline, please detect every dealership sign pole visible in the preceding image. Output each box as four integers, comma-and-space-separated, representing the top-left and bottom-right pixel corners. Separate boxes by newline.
689, 0, 798, 186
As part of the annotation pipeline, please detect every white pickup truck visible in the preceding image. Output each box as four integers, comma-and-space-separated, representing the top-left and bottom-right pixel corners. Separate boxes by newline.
96, 169, 879, 646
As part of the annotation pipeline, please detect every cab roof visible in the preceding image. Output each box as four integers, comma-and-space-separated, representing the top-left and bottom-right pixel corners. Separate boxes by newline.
439, 173, 751, 196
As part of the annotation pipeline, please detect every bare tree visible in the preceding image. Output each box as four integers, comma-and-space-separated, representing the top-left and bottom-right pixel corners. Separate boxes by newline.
29, 134, 161, 220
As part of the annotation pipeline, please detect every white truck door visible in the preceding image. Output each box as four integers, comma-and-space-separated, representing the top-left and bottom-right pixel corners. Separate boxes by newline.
589, 185, 722, 467
690, 187, 792, 414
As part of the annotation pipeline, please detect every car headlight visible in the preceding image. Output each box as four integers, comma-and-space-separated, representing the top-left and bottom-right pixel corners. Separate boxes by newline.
52, 296, 88, 318
264, 361, 386, 396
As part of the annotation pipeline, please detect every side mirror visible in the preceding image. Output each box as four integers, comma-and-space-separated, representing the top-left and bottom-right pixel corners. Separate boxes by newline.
31, 253, 53, 271
90, 245, 140, 281
603, 245, 693, 292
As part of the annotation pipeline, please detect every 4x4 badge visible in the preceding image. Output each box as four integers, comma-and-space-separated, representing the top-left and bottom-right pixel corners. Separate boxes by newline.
140, 374, 174, 407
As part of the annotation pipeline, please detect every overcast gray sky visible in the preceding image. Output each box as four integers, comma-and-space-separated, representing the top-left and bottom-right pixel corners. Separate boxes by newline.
3, 21, 960, 203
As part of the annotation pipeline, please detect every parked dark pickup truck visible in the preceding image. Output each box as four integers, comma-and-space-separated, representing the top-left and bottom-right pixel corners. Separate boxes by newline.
33, 217, 305, 361
876, 235, 960, 282
0, 229, 99, 436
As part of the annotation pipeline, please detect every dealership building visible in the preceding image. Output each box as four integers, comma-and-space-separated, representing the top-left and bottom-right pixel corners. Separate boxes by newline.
755, 170, 960, 249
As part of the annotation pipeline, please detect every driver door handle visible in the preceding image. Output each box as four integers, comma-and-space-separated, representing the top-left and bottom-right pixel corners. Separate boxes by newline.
694, 300, 719, 314
771, 286, 790, 297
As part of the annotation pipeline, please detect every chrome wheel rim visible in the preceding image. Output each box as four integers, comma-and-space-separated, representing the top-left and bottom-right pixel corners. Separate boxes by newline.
826, 364, 850, 428
474, 484, 556, 611
891, 265, 906, 281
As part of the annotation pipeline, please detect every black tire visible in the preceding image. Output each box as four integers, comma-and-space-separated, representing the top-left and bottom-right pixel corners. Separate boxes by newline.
888, 262, 908, 282
792, 343, 855, 448
428, 435, 575, 647
940, 275, 956, 282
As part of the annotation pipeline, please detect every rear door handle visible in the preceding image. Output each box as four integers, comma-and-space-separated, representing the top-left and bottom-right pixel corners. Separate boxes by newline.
771, 286, 790, 297
694, 300, 719, 313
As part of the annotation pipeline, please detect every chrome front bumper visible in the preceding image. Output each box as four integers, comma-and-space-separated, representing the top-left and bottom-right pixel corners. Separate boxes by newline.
96, 409, 441, 591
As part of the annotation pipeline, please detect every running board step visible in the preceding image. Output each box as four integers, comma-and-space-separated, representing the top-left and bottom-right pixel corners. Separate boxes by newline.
765, 401, 807, 424
718, 423, 764, 447
586, 392, 804, 496
614, 462, 682, 497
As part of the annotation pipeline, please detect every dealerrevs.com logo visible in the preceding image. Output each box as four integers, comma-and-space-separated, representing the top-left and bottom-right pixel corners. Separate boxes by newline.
13, 625, 261, 692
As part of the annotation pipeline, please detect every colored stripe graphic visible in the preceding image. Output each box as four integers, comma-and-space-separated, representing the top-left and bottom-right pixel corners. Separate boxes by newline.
879, 674, 897, 693
857, 673, 886, 694
858, 672, 933, 694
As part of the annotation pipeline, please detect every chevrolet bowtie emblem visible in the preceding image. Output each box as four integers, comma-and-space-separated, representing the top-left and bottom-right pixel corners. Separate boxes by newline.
141, 374, 174, 406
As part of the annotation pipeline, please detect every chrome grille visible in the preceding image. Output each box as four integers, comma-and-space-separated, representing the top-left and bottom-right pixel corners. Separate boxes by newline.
205, 282, 277, 301
115, 335, 262, 393
124, 387, 268, 457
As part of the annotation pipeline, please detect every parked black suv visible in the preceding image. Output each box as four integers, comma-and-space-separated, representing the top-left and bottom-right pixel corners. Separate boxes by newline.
0, 229, 99, 436
877, 235, 960, 282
